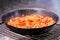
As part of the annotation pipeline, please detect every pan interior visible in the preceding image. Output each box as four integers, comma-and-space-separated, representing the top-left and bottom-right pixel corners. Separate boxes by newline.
2, 9, 58, 29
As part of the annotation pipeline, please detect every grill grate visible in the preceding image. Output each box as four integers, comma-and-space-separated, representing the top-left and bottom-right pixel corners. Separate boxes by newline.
0, 24, 60, 40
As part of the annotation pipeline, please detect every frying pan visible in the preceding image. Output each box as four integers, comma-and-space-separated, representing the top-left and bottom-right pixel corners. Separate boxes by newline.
0, 8, 59, 35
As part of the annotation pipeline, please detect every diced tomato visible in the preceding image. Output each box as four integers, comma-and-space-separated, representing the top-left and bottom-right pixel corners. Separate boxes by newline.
7, 15, 55, 28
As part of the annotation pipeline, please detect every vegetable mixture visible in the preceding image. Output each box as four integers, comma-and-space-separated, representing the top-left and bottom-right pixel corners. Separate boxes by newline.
7, 15, 55, 28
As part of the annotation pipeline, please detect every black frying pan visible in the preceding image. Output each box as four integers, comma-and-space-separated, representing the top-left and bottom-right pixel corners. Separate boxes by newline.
0, 8, 59, 35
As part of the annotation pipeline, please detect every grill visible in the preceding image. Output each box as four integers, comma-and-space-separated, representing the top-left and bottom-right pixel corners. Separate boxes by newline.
0, 24, 60, 40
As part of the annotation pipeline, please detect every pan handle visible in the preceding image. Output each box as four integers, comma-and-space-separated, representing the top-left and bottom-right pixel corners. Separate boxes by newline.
0, 19, 4, 24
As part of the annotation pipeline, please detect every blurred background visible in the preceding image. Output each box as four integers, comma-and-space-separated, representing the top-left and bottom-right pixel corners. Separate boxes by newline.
0, 0, 60, 24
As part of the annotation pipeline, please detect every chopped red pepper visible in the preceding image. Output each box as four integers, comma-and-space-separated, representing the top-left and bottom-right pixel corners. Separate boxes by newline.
7, 15, 55, 28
